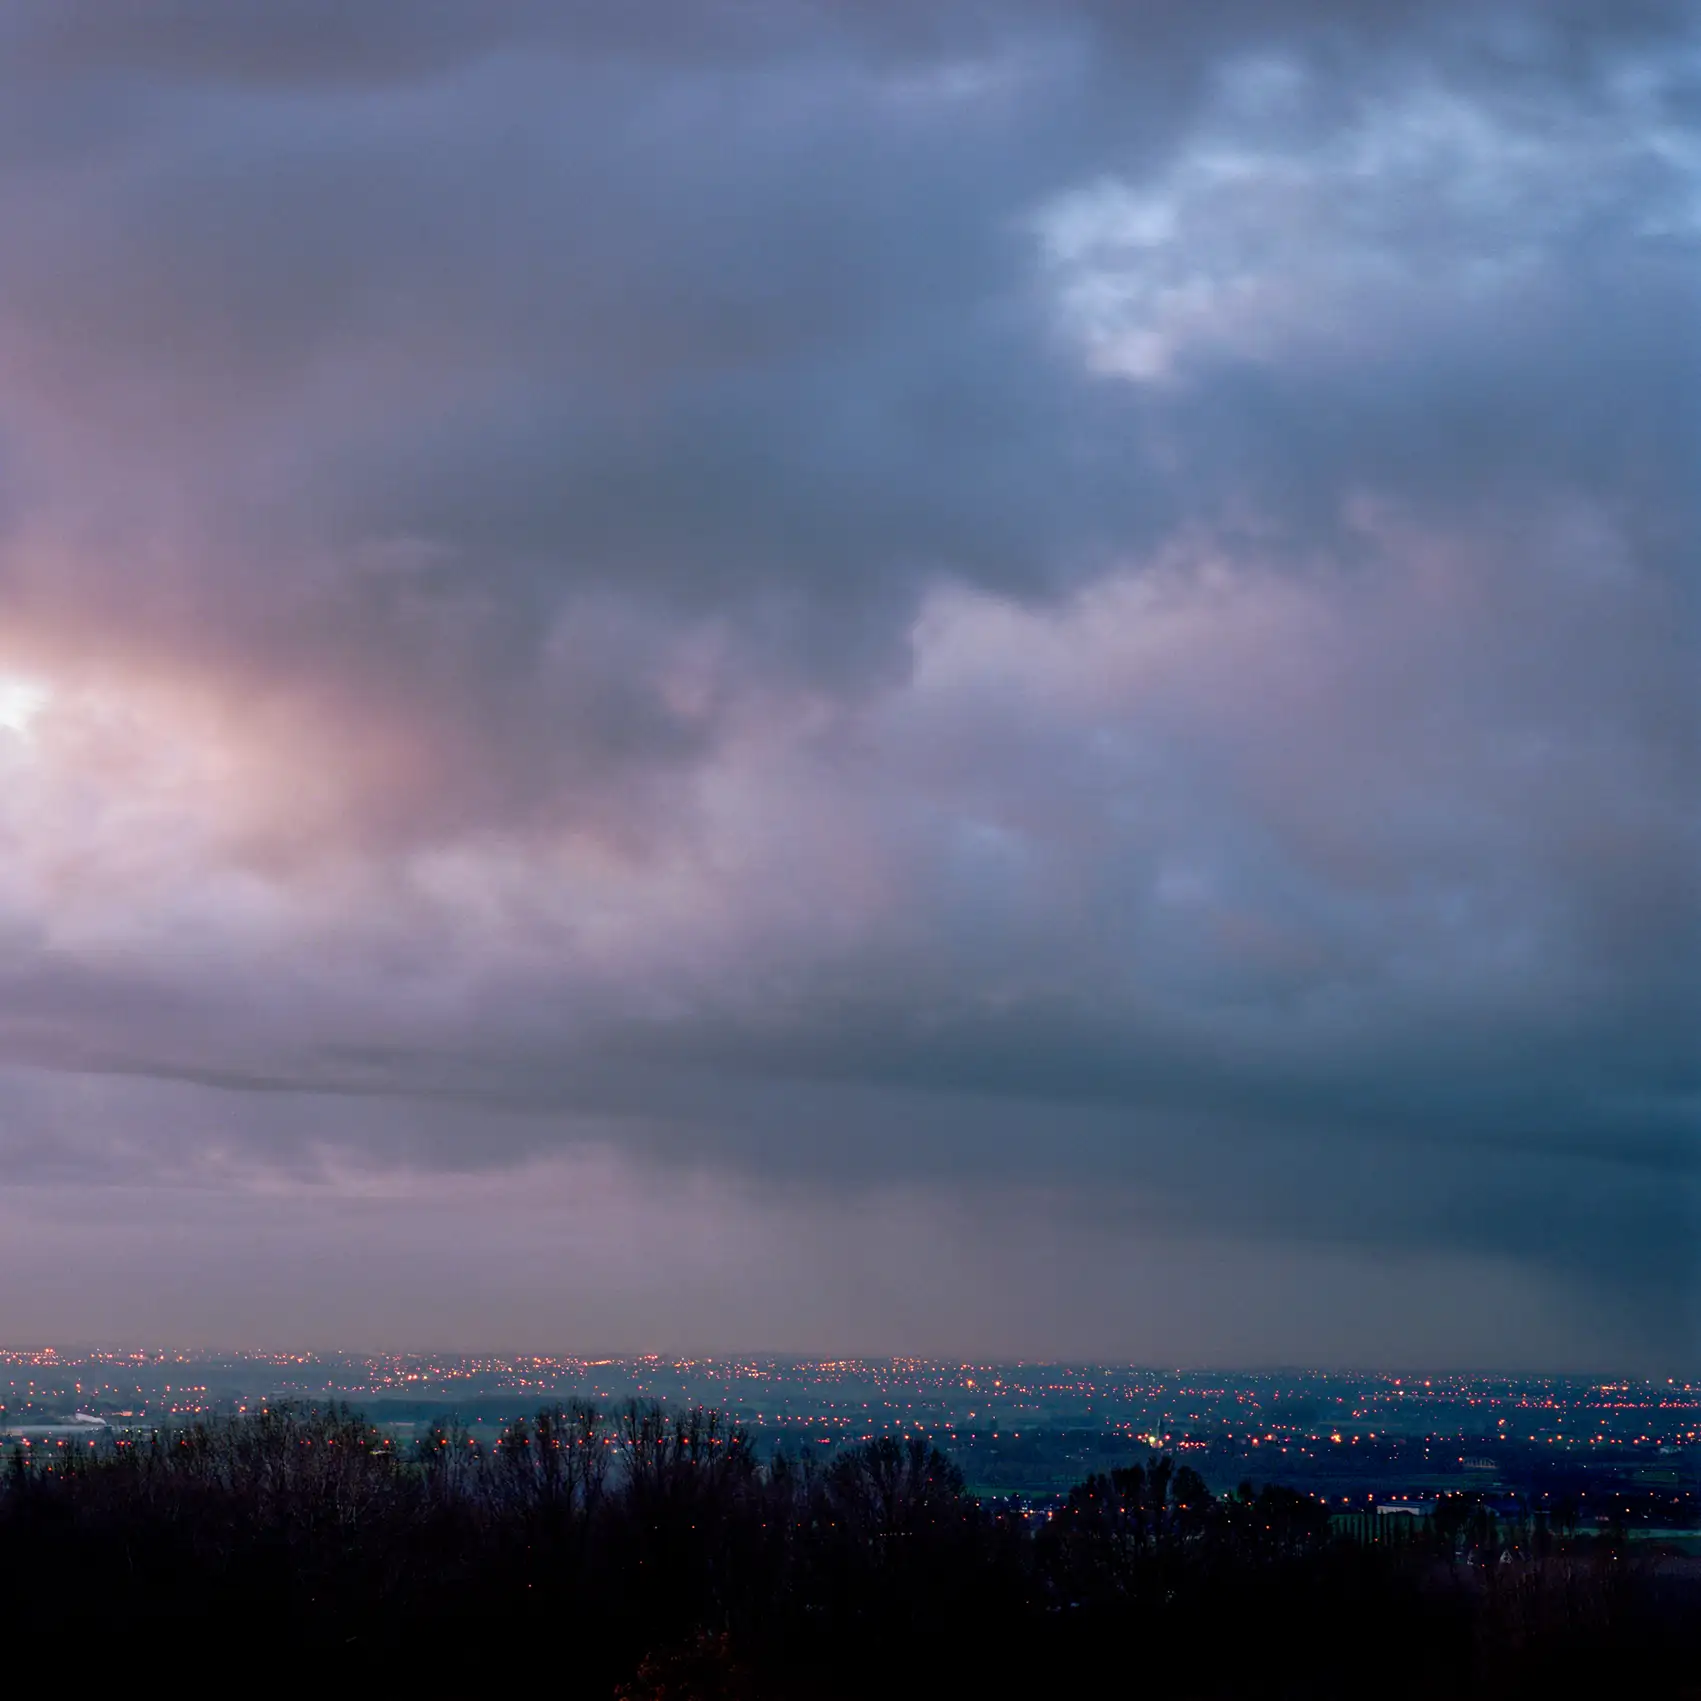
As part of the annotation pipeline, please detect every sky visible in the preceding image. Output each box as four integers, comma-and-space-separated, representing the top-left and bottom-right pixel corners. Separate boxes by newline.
0, 0, 1696, 1369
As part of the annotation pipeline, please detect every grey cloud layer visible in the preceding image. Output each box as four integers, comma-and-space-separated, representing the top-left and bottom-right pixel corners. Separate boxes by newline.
0, 0, 1695, 1359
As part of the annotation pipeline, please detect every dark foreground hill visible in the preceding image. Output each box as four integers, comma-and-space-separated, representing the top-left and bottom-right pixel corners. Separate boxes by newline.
5, 1403, 1695, 1696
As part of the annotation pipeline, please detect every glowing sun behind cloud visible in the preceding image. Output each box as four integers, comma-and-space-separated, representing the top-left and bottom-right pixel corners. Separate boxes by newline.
0, 673, 49, 736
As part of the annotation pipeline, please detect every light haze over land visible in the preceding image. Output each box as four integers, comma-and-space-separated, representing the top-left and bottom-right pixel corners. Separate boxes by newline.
0, 1, 1695, 1367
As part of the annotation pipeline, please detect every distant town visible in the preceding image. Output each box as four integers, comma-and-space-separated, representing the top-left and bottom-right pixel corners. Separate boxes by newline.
4, 1349, 1695, 1543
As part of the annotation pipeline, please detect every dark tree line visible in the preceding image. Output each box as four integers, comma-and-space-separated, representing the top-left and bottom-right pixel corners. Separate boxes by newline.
2, 1403, 1694, 1696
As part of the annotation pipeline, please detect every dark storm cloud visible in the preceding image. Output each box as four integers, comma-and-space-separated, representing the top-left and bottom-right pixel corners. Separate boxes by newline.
0, 0, 1694, 1359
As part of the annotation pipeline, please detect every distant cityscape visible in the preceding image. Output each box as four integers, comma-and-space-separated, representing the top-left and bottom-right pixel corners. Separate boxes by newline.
4, 1350, 1696, 1541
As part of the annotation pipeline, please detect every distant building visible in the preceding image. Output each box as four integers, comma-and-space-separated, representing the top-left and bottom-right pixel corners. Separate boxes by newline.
1334, 1509, 1429, 1546
1, 1412, 110, 1443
